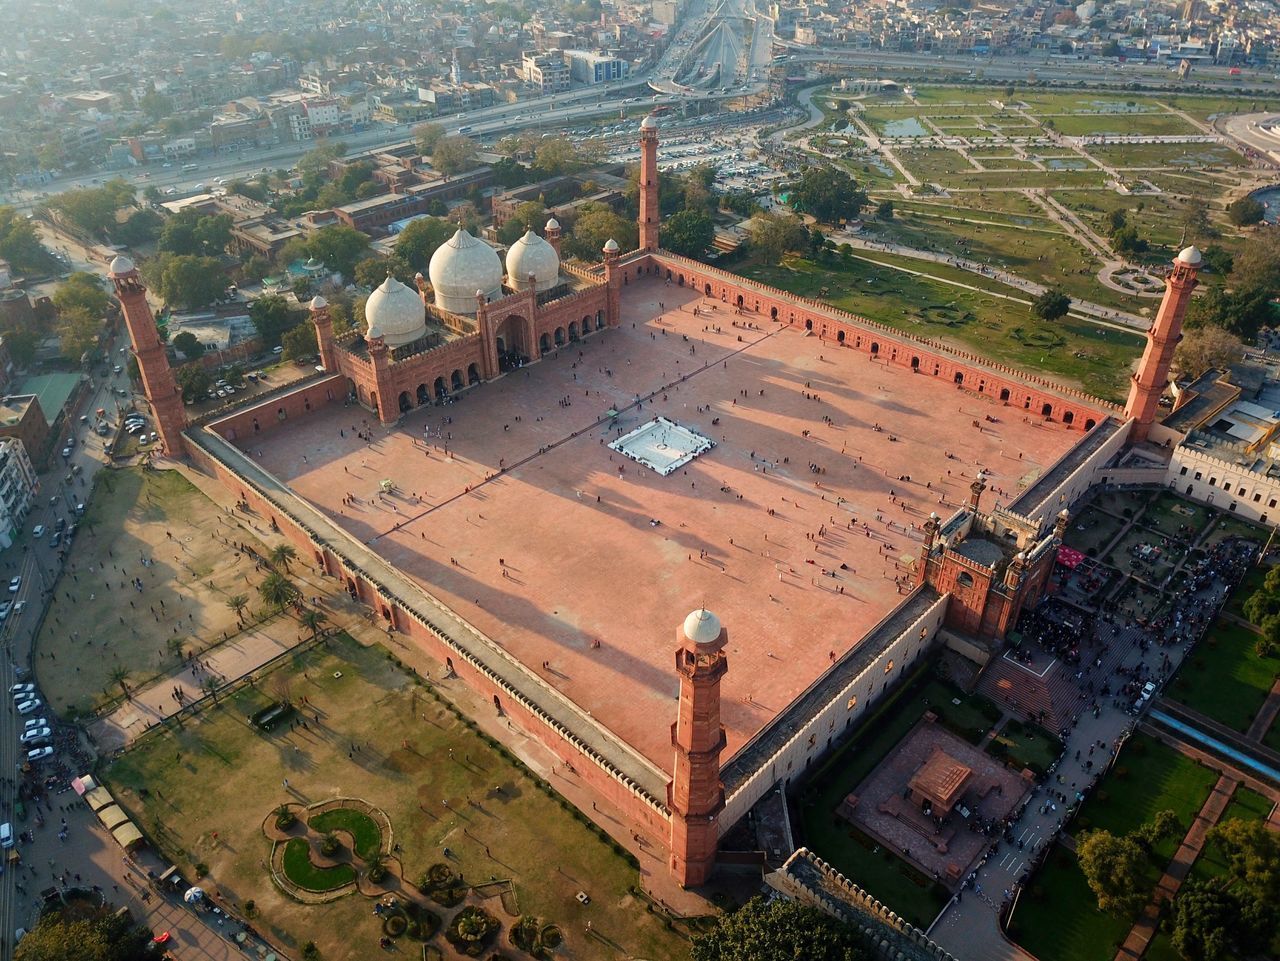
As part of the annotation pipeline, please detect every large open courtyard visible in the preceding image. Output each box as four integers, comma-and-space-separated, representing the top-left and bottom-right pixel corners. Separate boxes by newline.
236, 278, 1086, 773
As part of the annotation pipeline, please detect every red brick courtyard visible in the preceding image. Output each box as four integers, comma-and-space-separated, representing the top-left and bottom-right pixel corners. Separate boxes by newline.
241, 278, 1083, 771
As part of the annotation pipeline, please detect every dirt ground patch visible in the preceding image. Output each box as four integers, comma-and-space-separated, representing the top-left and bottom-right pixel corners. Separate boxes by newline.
105, 635, 687, 961
34, 467, 275, 716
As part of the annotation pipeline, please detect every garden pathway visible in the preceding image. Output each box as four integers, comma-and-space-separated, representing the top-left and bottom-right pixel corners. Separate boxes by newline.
1112, 774, 1238, 961
1244, 679, 1280, 743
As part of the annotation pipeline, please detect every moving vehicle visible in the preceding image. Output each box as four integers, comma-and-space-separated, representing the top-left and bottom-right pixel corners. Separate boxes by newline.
8, 576, 21, 592
0, 823, 12, 849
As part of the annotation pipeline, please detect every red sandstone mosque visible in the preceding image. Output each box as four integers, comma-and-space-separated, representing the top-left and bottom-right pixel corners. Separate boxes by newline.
108, 116, 1200, 887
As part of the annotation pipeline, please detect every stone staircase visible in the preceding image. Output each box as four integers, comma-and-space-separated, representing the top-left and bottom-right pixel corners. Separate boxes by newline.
977, 655, 1075, 732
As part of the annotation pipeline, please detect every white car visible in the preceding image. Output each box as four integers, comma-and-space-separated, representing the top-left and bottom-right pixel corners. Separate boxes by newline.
22, 717, 46, 730
20, 727, 50, 744
26, 746, 53, 761
16, 698, 42, 715
9, 683, 34, 697
8, 576, 20, 593
0, 823, 11, 849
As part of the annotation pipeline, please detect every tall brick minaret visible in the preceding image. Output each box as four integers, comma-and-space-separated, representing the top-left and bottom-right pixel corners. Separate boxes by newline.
639, 114, 660, 252
1126, 246, 1200, 444
309, 295, 337, 373
669, 608, 728, 887
109, 255, 186, 457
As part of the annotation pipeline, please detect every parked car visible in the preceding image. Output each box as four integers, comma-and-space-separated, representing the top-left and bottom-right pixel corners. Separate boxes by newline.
16, 698, 42, 715
22, 717, 46, 730
19, 727, 50, 744
9, 683, 34, 697
26, 746, 53, 761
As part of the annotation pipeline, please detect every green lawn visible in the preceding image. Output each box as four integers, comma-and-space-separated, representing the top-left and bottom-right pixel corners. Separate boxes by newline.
1086, 143, 1246, 169
1008, 846, 1136, 961
1076, 733, 1219, 864
737, 254, 1142, 401
105, 635, 686, 961
1169, 618, 1280, 732
1046, 112, 1199, 137
309, 808, 383, 860
988, 719, 1063, 776
1143, 490, 1213, 541
1187, 785, 1274, 884
282, 837, 355, 891
1224, 564, 1270, 624
796, 662, 996, 926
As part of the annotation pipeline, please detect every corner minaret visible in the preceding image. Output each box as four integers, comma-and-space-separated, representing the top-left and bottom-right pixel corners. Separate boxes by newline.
309, 295, 337, 373
1126, 246, 1201, 444
109, 255, 186, 457
639, 114, 660, 252
669, 607, 728, 887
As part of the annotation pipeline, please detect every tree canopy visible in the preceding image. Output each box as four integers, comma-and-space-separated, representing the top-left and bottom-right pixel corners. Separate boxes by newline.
1185, 227, 1280, 339
1031, 288, 1071, 322
747, 210, 808, 265
53, 272, 109, 319
1077, 830, 1151, 917
691, 895, 869, 961
158, 210, 234, 258
0, 207, 56, 274
175, 363, 213, 403
563, 205, 636, 261
1171, 880, 1276, 961
171, 330, 205, 360
1173, 326, 1244, 379
305, 225, 370, 280
15, 906, 162, 961
249, 295, 305, 348
141, 254, 225, 310
282, 323, 318, 363
432, 135, 479, 176
789, 167, 867, 224
395, 216, 455, 270
45, 180, 136, 238
1226, 196, 1265, 228
662, 210, 715, 259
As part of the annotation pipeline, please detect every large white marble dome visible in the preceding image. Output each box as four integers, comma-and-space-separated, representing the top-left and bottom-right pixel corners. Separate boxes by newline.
429, 228, 503, 315
365, 275, 426, 347
505, 229, 560, 293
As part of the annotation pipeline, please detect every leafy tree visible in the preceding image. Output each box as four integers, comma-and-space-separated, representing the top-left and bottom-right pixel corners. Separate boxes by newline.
114, 208, 163, 247
414, 122, 446, 155
1199, 245, 1233, 276
14, 905, 162, 961
0, 207, 55, 274
138, 90, 174, 121
57, 305, 101, 362
53, 272, 109, 319
1111, 225, 1148, 256
1206, 817, 1280, 898
662, 210, 715, 258
395, 216, 454, 269
747, 210, 807, 265
175, 364, 214, 403
1077, 830, 1150, 917
1173, 326, 1243, 378
143, 254, 225, 309
875, 200, 895, 221
1226, 196, 1265, 228
159, 211, 233, 257
239, 254, 273, 284
1133, 809, 1181, 849
1107, 209, 1128, 234
1102, 39, 1124, 57
281, 324, 317, 363
490, 156, 534, 189
690, 895, 869, 961
171, 330, 205, 360
432, 135, 479, 176
532, 137, 584, 177
249, 295, 303, 348
1171, 881, 1275, 961
306, 225, 369, 280
563, 205, 636, 260
1031, 288, 1071, 322
45, 180, 136, 237
788, 167, 867, 224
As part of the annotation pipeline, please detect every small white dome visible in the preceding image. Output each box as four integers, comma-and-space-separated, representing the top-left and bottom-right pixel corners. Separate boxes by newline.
683, 608, 722, 646
640, 114, 659, 130
309, 295, 328, 311
109, 254, 136, 276
545, 217, 560, 231
429, 229, 503, 315
365, 275, 426, 347
603, 238, 620, 253
506, 230, 560, 292
1178, 245, 1202, 266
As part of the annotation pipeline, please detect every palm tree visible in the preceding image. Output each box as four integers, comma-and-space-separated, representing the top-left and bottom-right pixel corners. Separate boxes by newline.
226, 593, 249, 626
109, 665, 131, 700
258, 571, 299, 611
268, 544, 298, 573
300, 608, 328, 641
200, 676, 220, 703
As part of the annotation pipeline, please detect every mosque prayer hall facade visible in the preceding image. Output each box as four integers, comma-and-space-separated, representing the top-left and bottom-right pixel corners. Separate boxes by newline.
112, 114, 1201, 888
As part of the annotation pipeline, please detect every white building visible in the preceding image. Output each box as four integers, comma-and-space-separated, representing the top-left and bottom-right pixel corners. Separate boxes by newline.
0, 438, 38, 550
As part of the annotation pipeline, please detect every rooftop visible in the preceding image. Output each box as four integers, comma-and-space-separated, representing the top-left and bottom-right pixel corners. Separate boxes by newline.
20, 372, 81, 420
237, 278, 1085, 773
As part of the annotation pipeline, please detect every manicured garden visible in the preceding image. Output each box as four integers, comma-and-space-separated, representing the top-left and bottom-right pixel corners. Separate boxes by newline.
797, 661, 1002, 927
1169, 618, 1280, 733
1008, 846, 1134, 961
106, 635, 685, 961
1186, 785, 1275, 884
1074, 733, 1219, 863
309, 808, 382, 860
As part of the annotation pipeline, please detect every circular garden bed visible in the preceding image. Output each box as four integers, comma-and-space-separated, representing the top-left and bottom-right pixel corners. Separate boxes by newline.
281, 838, 355, 893
446, 906, 500, 957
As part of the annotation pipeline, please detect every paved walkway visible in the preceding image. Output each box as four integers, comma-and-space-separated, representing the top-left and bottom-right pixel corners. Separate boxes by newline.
1245, 678, 1280, 743
1114, 774, 1239, 961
